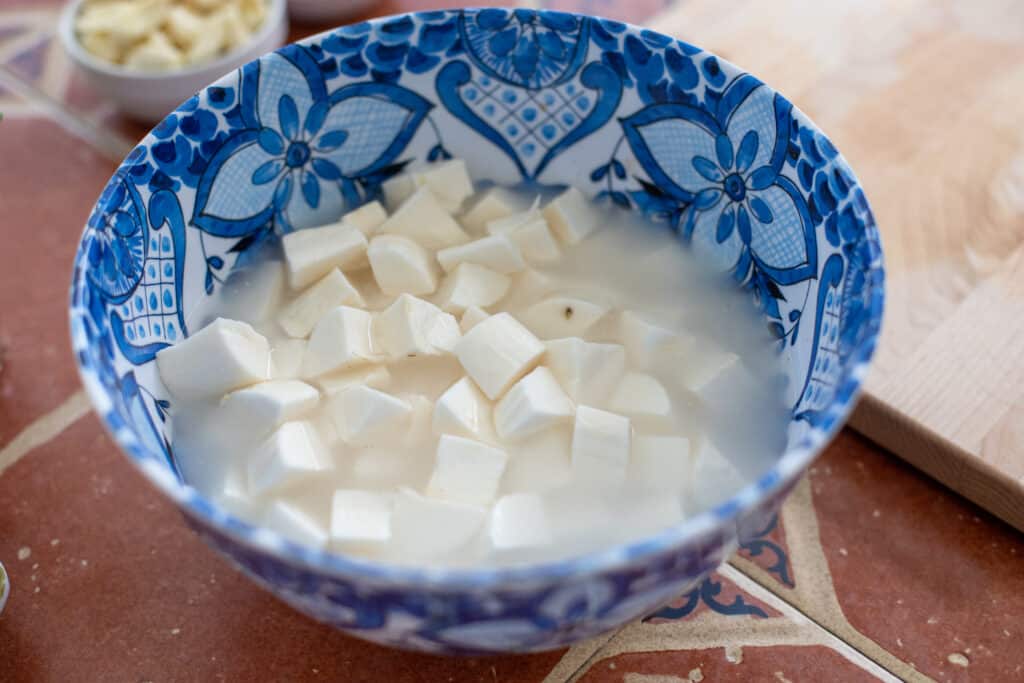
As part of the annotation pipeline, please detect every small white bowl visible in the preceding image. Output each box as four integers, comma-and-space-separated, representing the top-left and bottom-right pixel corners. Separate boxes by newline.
59, 0, 288, 123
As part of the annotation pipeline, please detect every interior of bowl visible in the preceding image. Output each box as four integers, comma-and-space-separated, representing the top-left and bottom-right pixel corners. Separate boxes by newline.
69, 8, 883, 584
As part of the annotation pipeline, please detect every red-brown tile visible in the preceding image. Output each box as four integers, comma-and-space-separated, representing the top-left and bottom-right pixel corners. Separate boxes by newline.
810, 432, 1024, 681
0, 415, 564, 682
579, 646, 880, 683
0, 106, 116, 445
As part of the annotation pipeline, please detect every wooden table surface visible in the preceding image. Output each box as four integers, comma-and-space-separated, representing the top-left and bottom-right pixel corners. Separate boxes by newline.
1, 1, 1023, 681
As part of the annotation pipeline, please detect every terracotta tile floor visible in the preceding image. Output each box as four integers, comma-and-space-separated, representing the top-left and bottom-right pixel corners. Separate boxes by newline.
1, 2, 1021, 682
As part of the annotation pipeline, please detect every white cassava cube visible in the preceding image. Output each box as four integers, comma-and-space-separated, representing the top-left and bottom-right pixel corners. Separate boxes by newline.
489, 492, 552, 549
684, 347, 764, 418
461, 187, 530, 234
433, 376, 494, 442
222, 379, 320, 431
434, 263, 510, 314
455, 312, 545, 400
373, 294, 460, 359
381, 173, 416, 211
217, 467, 251, 515
570, 406, 631, 487
349, 447, 412, 489
400, 393, 436, 448
426, 434, 509, 506
247, 421, 333, 496
436, 234, 526, 274
544, 337, 625, 405
219, 259, 284, 323
342, 200, 388, 236
326, 384, 412, 446
542, 186, 599, 245
412, 159, 475, 212
520, 296, 608, 339
501, 269, 558, 311
378, 187, 470, 249
608, 372, 673, 423
330, 489, 392, 547
157, 318, 269, 400
390, 488, 486, 561
686, 440, 745, 513
502, 427, 573, 494
269, 339, 306, 380
631, 435, 691, 491
508, 215, 561, 265
485, 201, 541, 236
282, 223, 368, 289
459, 305, 490, 333
494, 367, 574, 441
617, 310, 694, 369
367, 234, 438, 296
301, 306, 377, 377
278, 269, 364, 338
261, 499, 329, 549
314, 364, 391, 396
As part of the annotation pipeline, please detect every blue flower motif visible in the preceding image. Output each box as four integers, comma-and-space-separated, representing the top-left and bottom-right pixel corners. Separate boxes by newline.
84, 178, 146, 302
622, 76, 816, 287
244, 91, 351, 229
193, 46, 431, 236
462, 8, 587, 88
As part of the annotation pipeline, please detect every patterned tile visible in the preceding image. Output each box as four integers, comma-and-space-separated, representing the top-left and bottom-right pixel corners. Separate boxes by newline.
578, 646, 880, 683
0, 414, 566, 682
730, 430, 1024, 681
570, 566, 894, 682
0, 89, 117, 445
645, 572, 783, 623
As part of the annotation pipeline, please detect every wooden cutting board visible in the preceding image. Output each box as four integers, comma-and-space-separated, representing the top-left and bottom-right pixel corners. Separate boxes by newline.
650, 0, 1024, 530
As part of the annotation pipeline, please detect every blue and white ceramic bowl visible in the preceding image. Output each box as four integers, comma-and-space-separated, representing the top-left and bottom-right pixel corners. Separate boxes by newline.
69, 8, 884, 654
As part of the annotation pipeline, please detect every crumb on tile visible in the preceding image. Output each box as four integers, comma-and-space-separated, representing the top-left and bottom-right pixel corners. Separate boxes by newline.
17, 547, 31, 561
947, 653, 969, 667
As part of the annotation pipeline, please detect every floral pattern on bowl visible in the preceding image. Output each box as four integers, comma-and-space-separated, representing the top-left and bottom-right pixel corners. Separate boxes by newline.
69, 8, 883, 654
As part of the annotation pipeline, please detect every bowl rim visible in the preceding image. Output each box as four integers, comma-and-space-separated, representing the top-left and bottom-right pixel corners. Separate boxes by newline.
58, 0, 288, 81
69, 7, 885, 591
0, 561, 8, 614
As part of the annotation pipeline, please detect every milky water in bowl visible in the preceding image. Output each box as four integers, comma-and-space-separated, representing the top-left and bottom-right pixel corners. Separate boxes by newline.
164, 163, 788, 567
